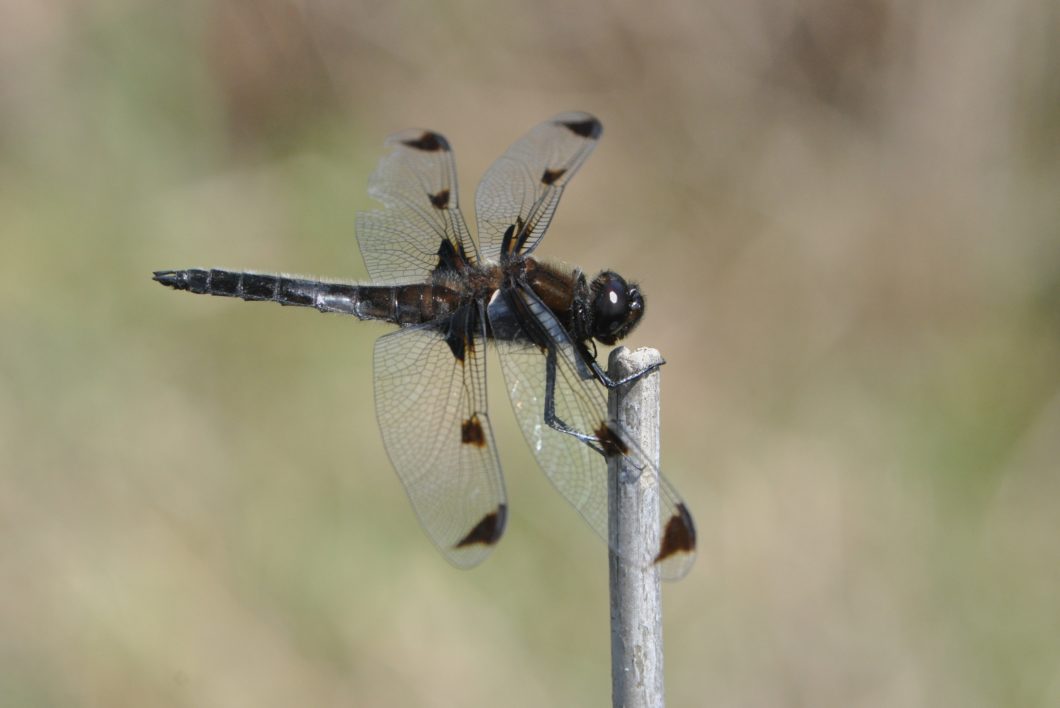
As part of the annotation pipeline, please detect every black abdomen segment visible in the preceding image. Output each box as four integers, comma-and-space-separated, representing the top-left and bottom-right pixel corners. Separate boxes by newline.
153, 269, 459, 325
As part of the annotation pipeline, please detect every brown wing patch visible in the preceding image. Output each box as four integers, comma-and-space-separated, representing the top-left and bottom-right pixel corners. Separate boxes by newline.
429, 189, 450, 209
444, 318, 467, 363
461, 415, 486, 447
558, 117, 601, 138
500, 216, 529, 256
455, 505, 507, 547
655, 503, 696, 564
435, 238, 470, 275
500, 224, 516, 255
595, 423, 629, 458
541, 168, 566, 185
402, 131, 449, 152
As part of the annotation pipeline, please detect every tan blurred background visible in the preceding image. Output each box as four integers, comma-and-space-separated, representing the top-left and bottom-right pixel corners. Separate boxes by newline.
2, 1, 1058, 706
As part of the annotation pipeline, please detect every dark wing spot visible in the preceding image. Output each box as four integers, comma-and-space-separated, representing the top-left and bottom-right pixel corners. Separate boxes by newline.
445, 325, 466, 362
461, 415, 486, 447
500, 224, 516, 255
402, 131, 449, 152
501, 217, 527, 256
445, 304, 479, 364
436, 238, 470, 274
429, 189, 450, 209
541, 168, 566, 185
655, 503, 696, 564
595, 423, 629, 458
559, 117, 601, 139
455, 504, 507, 548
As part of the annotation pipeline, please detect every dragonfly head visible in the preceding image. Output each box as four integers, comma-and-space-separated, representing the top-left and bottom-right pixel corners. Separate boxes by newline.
589, 271, 644, 345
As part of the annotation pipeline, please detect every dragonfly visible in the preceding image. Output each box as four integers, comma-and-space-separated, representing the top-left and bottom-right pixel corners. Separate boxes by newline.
154, 112, 695, 579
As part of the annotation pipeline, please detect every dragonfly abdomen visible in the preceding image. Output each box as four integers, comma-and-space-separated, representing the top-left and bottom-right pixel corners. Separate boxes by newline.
153, 269, 461, 325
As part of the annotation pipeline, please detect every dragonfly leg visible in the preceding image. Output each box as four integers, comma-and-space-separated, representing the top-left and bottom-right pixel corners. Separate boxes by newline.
542, 346, 606, 455
580, 344, 665, 389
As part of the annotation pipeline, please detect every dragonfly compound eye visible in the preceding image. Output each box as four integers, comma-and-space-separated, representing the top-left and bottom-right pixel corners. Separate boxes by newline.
591, 271, 643, 344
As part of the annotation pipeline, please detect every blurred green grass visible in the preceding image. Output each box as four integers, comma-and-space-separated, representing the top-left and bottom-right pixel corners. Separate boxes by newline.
2, 1, 1058, 706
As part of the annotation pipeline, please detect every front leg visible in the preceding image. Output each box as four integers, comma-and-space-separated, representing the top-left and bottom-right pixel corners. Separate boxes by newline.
578, 343, 665, 389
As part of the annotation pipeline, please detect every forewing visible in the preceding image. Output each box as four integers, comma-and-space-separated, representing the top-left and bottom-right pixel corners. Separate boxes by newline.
476, 112, 602, 262
488, 288, 696, 580
372, 305, 506, 568
356, 129, 477, 284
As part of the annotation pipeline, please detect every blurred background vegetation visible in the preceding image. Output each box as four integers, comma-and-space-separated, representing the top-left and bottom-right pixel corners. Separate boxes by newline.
2, 1, 1058, 706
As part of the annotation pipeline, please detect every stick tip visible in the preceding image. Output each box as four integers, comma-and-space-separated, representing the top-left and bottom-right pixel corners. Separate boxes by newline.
608, 346, 664, 379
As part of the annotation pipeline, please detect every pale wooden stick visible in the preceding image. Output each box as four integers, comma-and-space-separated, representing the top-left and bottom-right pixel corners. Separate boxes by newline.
607, 346, 665, 708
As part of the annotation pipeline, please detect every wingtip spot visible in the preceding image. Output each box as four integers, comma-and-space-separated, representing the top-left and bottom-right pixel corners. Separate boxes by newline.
402, 131, 449, 152
559, 117, 601, 139
655, 503, 696, 564
455, 504, 507, 548
541, 168, 566, 185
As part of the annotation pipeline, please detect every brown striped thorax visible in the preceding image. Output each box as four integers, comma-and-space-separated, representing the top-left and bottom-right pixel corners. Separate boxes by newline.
153, 112, 695, 580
